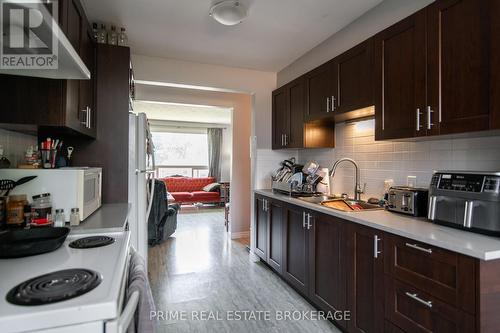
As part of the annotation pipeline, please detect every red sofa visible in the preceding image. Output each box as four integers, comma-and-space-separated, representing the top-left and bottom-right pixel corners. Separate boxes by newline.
161, 177, 220, 204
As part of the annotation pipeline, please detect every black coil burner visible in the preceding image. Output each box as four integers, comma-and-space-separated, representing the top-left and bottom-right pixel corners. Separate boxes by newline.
6, 269, 102, 305
69, 236, 115, 249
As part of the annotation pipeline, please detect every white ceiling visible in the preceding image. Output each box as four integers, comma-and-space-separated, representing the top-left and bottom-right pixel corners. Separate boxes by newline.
82, 0, 382, 72
133, 100, 232, 124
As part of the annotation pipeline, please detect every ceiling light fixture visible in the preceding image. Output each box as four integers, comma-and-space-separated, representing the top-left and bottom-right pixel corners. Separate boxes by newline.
209, 1, 248, 26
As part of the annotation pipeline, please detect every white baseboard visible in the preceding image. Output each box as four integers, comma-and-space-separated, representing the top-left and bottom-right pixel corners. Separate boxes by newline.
230, 231, 250, 240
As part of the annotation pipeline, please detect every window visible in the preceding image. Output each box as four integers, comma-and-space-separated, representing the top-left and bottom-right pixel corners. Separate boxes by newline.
152, 132, 209, 178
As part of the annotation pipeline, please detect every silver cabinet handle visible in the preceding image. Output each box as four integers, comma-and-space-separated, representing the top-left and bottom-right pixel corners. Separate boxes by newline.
427, 106, 434, 130
331, 96, 336, 111
263, 199, 267, 212
405, 242, 433, 254
326, 97, 330, 112
428, 196, 437, 220
373, 235, 382, 258
302, 212, 306, 229
463, 200, 474, 228
306, 213, 312, 230
81, 108, 88, 126
87, 107, 91, 128
284, 134, 288, 146
405, 292, 433, 308
416, 108, 422, 131
281, 134, 284, 146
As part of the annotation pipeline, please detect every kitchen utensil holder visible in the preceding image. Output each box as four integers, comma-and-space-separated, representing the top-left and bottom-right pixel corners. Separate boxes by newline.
41, 149, 57, 169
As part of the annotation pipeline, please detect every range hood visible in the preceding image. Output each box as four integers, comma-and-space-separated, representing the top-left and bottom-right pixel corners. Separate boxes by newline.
334, 106, 375, 123
0, 2, 90, 80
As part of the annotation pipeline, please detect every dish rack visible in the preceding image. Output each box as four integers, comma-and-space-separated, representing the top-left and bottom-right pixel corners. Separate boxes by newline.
271, 180, 320, 197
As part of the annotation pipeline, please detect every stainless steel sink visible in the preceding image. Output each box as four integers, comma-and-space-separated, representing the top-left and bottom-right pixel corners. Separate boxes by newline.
296, 195, 337, 205
297, 196, 383, 212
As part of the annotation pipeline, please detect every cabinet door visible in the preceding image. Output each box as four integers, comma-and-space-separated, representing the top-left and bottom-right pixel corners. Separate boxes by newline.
66, 0, 84, 51
374, 11, 426, 140
345, 223, 384, 333
385, 278, 475, 333
308, 213, 345, 327
427, 0, 489, 135
254, 196, 268, 260
267, 199, 283, 274
272, 87, 288, 149
335, 39, 374, 114
305, 62, 337, 120
287, 79, 305, 148
78, 25, 96, 137
282, 204, 309, 295
491, 0, 500, 129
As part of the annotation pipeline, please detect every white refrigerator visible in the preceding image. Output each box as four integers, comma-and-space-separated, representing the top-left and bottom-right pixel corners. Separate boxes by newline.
128, 112, 155, 265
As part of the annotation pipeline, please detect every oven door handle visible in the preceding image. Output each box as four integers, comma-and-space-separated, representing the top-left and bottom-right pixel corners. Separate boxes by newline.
106, 290, 140, 333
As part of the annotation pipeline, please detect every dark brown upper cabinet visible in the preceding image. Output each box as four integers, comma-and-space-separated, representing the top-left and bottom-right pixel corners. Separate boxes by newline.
375, 0, 490, 140
272, 86, 289, 149
427, 0, 489, 136
272, 76, 334, 150
374, 10, 427, 141
491, 0, 500, 129
333, 38, 374, 115
0, 0, 96, 138
305, 62, 337, 121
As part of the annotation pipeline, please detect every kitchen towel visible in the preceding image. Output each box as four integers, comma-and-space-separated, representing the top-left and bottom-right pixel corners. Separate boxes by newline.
127, 247, 157, 333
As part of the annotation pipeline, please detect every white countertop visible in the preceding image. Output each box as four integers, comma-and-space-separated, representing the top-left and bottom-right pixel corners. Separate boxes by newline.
255, 189, 500, 261
71, 203, 130, 234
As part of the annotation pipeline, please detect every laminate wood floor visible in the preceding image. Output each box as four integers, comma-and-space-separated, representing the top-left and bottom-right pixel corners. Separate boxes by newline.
148, 209, 341, 333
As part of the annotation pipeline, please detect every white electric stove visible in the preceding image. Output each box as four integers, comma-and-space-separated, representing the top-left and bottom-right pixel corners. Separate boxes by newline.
0, 230, 131, 333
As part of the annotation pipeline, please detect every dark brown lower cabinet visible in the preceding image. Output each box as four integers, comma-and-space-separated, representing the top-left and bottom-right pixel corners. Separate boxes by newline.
255, 196, 500, 333
267, 199, 283, 273
345, 222, 385, 333
308, 213, 346, 329
385, 277, 475, 333
282, 204, 309, 295
254, 195, 268, 260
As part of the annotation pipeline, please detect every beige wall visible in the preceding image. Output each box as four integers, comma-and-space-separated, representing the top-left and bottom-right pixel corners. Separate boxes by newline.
277, 0, 433, 86
132, 54, 276, 149
136, 84, 252, 236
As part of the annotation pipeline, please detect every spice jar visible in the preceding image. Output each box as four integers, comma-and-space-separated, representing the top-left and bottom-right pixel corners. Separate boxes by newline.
70, 208, 80, 226
32, 193, 52, 225
7, 195, 27, 226
54, 209, 65, 228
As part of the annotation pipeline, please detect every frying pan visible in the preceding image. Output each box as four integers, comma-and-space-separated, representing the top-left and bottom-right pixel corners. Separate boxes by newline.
0, 227, 70, 258
0, 176, 37, 196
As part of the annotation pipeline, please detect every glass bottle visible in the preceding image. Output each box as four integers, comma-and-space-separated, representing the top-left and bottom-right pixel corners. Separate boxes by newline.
108, 25, 118, 45
97, 24, 107, 44
54, 209, 65, 228
70, 208, 80, 226
118, 27, 128, 46
92, 22, 99, 41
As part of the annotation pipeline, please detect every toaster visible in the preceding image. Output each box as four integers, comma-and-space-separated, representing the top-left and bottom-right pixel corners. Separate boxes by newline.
387, 186, 429, 217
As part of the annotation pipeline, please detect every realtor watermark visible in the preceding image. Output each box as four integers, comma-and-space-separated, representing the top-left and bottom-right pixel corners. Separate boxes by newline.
0, 0, 58, 69
151, 310, 351, 322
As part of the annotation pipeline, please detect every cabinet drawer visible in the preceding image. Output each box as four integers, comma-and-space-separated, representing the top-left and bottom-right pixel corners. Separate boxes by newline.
385, 277, 475, 333
385, 235, 475, 313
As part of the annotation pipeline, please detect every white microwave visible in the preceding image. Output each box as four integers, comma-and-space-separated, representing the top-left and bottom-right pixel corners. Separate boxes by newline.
0, 167, 102, 223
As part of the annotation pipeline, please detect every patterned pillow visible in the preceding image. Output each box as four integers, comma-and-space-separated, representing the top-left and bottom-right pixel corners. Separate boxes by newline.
203, 182, 221, 192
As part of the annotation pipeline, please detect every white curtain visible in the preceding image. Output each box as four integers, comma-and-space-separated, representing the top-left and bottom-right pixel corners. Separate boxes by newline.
207, 128, 222, 181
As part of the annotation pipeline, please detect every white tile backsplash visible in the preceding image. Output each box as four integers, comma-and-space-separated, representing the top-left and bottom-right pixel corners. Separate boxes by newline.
297, 119, 500, 199
0, 129, 37, 167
